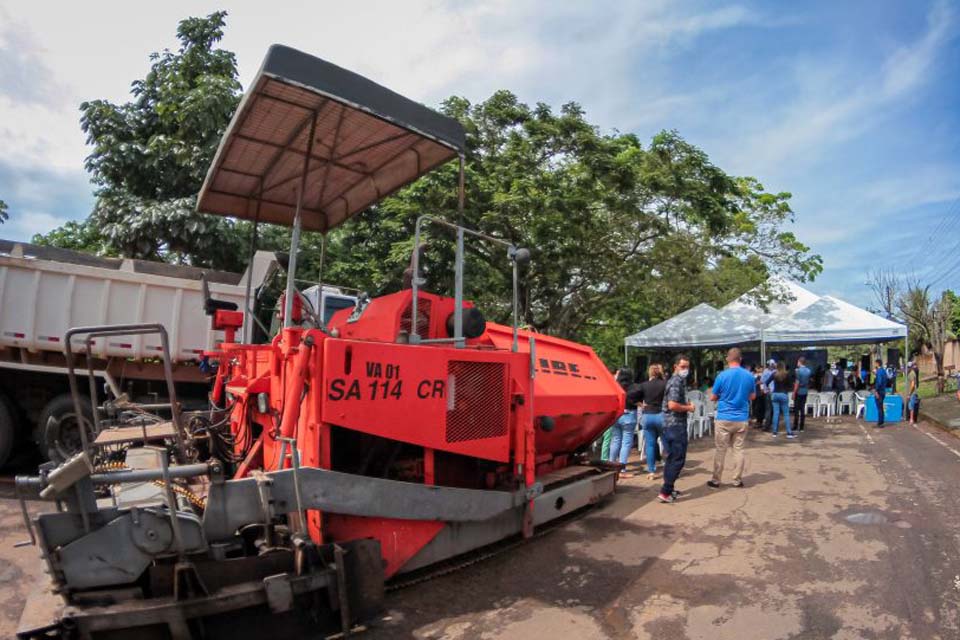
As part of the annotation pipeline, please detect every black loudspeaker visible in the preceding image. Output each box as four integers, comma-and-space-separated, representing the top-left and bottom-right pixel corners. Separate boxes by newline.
633, 354, 648, 381
887, 348, 900, 367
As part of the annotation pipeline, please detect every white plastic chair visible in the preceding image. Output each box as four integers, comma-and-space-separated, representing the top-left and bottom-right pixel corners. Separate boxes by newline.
804, 392, 820, 416
837, 390, 856, 416
692, 407, 712, 438
817, 392, 837, 417
701, 398, 716, 436
687, 390, 704, 404
687, 400, 702, 438
854, 393, 866, 419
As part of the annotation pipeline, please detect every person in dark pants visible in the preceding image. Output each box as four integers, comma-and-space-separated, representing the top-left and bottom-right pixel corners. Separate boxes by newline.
751, 365, 766, 426
907, 361, 921, 425
873, 358, 888, 428
793, 356, 812, 432
761, 359, 776, 430
658, 354, 696, 504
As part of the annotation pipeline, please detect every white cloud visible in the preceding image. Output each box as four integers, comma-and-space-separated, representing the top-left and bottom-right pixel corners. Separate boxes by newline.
4, 210, 73, 239
727, 0, 956, 173
857, 164, 960, 213
0, 0, 955, 308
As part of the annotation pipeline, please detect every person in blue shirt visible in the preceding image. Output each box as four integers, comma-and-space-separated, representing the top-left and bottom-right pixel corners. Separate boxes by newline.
707, 347, 757, 489
792, 356, 812, 432
874, 359, 889, 428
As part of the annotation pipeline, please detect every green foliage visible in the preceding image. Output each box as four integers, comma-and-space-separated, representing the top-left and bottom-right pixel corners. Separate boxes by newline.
35, 11, 246, 269
32, 220, 117, 254
35, 14, 823, 367
322, 94, 821, 364
0, 198, 7, 224
945, 289, 960, 336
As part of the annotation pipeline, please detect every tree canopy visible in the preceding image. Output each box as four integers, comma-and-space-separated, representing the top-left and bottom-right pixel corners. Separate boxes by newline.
321, 94, 821, 361
0, 199, 7, 224
34, 12, 823, 365
35, 11, 247, 269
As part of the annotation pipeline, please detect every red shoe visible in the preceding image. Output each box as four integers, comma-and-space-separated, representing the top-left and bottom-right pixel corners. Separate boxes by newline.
657, 493, 675, 503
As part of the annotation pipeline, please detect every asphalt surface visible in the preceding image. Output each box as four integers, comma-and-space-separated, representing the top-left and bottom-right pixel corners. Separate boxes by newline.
2, 416, 959, 639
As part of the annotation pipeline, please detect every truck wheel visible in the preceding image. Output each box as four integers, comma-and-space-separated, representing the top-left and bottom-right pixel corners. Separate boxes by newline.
37, 394, 93, 463
0, 393, 17, 469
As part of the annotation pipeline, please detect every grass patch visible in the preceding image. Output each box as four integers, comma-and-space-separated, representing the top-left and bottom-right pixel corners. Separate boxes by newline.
915, 378, 959, 399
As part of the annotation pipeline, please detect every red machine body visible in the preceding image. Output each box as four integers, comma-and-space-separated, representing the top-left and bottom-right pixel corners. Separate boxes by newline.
214, 289, 622, 577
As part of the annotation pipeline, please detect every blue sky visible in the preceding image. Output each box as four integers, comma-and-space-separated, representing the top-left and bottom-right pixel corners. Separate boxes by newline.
0, 0, 957, 307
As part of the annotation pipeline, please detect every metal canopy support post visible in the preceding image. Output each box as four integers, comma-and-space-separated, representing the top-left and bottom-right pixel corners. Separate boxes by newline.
284, 112, 318, 328
410, 219, 423, 344
454, 225, 465, 348
317, 233, 327, 291
453, 156, 466, 349
243, 181, 263, 343
512, 253, 520, 353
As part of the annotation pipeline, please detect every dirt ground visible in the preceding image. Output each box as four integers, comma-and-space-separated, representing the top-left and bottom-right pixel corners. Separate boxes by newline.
3, 416, 960, 639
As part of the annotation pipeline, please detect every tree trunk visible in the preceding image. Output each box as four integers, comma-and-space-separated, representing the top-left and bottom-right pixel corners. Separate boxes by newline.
934, 352, 945, 394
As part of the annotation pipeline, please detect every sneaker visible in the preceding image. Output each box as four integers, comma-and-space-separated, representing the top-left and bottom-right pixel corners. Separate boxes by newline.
732, 480, 745, 488
707, 480, 721, 489
786, 434, 797, 439
646, 473, 657, 480
672, 489, 682, 498
657, 493, 675, 503
771, 433, 778, 438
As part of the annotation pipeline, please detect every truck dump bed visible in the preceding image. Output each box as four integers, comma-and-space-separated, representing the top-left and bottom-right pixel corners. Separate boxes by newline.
0, 240, 250, 363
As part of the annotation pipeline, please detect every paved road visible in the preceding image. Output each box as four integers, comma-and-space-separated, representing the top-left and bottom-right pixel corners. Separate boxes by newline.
2, 417, 959, 639
368, 418, 960, 640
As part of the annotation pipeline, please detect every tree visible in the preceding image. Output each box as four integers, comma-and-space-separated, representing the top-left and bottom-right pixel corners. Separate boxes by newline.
867, 268, 900, 320
897, 284, 955, 393
32, 220, 117, 255
0, 199, 7, 224
946, 289, 960, 336
324, 94, 821, 363
35, 16, 822, 366
35, 12, 247, 269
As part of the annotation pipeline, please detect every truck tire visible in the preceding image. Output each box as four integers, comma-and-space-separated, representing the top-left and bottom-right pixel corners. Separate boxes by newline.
37, 394, 93, 463
0, 393, 17, 469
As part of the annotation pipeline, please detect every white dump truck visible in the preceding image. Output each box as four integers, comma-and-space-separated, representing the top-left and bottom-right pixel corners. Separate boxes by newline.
0, 239, 355, 467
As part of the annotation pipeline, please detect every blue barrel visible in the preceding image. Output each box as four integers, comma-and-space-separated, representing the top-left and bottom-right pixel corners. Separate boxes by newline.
864, 394, 902, 423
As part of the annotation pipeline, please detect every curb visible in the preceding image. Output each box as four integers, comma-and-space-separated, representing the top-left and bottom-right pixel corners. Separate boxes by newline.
919, 410, 960, 441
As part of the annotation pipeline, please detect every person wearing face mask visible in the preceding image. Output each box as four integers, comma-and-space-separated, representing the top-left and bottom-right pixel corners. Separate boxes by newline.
658, 354, 696, 503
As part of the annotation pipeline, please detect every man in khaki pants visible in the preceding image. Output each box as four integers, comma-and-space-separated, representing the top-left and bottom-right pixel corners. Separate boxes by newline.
707, 348, 756, 489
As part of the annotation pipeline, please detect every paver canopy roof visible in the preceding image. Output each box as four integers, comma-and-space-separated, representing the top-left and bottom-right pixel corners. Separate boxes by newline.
197, 45, 466, 232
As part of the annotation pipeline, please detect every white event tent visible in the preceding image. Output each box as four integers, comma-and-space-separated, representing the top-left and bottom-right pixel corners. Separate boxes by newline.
624, 278, 907, 360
